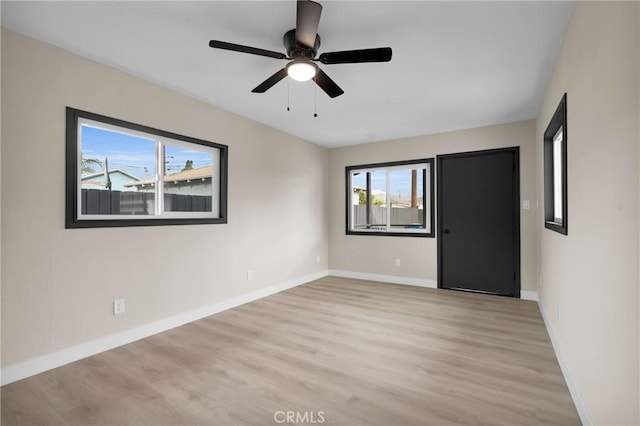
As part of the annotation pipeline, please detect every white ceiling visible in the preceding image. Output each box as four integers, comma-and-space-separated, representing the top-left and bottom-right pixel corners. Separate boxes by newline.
1, 1, 574, 148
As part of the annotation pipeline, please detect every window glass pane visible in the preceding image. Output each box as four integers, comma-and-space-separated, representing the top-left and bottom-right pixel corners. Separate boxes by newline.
350, 170, 386, 230
162, 144, 214, 213
389, 167, 425, 229
553, 127, 563, 221
368, 170, 387, 229
80, 124, 156, 215
350, 171, 367, 230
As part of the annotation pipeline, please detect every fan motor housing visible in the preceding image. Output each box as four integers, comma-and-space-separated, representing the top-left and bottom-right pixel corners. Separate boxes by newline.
283, 29, 321, 60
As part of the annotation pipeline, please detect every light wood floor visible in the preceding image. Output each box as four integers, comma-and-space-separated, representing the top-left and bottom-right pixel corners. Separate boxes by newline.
1, 276, 580, 425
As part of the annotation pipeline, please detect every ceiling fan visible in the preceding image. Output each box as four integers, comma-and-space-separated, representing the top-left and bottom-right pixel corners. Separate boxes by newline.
208, 0, 392, 98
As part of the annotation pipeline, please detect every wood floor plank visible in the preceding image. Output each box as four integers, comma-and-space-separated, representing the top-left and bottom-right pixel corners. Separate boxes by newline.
1, 277, 580, 425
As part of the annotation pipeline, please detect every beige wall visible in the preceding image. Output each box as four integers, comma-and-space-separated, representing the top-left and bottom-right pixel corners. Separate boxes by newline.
0, 29, 329, 367
329, 120, 538, 292
536, 2, 639, 424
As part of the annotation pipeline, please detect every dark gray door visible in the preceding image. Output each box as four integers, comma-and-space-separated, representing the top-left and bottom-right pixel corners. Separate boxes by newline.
437, 148, 520, 297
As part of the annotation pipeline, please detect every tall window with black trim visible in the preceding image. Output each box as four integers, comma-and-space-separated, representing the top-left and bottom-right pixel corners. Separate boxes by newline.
544, 93, 568, 235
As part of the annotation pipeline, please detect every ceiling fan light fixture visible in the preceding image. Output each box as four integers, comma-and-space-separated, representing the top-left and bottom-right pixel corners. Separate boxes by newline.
286, 60, 317, 82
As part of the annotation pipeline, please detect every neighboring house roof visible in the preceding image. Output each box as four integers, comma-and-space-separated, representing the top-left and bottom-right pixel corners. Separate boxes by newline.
81, 169, 141, 189
81, 169, 141, 181
125, 166, 212, 187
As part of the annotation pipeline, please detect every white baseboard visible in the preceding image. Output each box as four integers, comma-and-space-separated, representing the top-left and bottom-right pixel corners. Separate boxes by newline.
329, 270, 539, 302
538, 300, 592, 425
520, 290, 539, 301
1, 270, 329, 386
329, 269, 437, 288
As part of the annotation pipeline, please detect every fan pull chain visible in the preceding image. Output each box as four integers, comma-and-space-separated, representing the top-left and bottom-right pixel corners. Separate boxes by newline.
286, 80, 290, 111
313, 84, 318, 118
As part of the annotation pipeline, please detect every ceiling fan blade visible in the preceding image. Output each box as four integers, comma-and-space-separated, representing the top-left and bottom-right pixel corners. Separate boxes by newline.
251, 68, 288, 93
209, 40, 286, 60
318, 47, 392, 65
296, 0, 322, 49
314, 68, 344, 98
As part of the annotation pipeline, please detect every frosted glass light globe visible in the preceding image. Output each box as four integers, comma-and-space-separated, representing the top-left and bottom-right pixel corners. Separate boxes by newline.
287, 61, 317, 82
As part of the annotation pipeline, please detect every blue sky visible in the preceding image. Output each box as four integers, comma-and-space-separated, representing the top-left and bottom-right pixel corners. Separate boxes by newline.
81, 125, 212, 179
352, 169, 423, 200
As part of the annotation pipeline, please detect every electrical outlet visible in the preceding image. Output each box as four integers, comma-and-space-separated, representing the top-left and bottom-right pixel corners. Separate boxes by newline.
113, 299, 125, 315
316, 255, 321, 264
523, 200, 530, 210
395, 258, 401, 267
247, 270, 253, 281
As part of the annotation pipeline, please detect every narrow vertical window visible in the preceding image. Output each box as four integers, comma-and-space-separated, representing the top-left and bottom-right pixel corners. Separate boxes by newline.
544, 93, 568, 235
552, 127, 563, 222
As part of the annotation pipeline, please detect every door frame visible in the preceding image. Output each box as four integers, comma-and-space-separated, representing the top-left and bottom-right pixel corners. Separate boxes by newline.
436, 147, 521, 297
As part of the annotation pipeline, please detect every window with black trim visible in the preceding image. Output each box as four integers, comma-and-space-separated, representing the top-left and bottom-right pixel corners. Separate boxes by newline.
346, 159, 434, 237
66, 107, 228, 228
544, 93, 567, 235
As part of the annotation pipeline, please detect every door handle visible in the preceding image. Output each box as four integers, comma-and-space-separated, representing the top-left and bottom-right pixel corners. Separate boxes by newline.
443, 228, 450, 234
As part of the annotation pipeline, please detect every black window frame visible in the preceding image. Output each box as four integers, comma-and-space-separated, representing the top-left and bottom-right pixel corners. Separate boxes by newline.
66, 107, 228, 228
543, 93, 568, 235
345, 158, 435, 238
